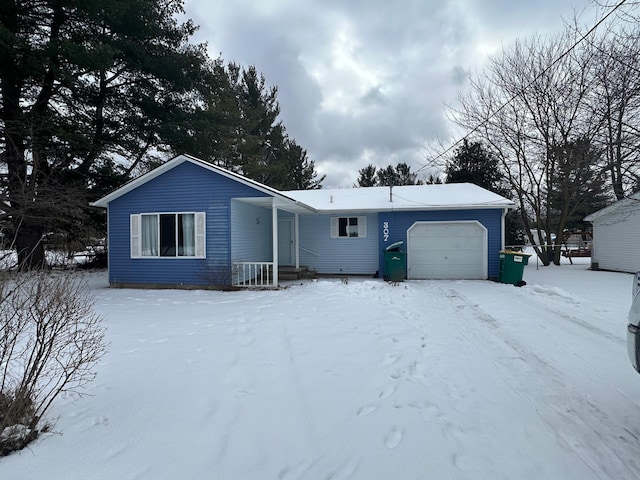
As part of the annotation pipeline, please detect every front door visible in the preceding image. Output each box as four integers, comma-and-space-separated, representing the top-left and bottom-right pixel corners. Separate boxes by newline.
278, 218, 294, 266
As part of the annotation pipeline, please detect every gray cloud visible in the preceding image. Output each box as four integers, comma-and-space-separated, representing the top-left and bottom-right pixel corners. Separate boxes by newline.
185, 0, 595, 186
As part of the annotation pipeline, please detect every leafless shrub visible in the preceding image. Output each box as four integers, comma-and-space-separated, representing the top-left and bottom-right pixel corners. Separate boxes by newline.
0, 271, 107, 455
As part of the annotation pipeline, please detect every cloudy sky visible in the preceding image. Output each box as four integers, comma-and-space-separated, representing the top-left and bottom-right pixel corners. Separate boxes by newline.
183, 0, 607, 187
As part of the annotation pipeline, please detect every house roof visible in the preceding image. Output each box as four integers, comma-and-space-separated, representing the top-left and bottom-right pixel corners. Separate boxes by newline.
91, 154, 515, 213
90, 154, 317, 213
283, 183, 515, 213
584, 191, 640, 222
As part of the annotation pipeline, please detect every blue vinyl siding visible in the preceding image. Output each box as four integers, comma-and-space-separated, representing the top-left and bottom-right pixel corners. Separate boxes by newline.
378, 209, 504, 280
108, 161, 269, 286
104, 157, 507, 286
298, 213, 379, 275
231, 200, 273, 262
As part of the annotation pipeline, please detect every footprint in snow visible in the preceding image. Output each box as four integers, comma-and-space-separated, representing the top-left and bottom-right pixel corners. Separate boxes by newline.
382, 354, 401, 366
421, 403, 441, 421
384, 428, 403, 449
378, 383, 397, 399
324, 458, 359, 479
356, 405, 377, 416
93, 416, 109, 427
408, 361, 426, 379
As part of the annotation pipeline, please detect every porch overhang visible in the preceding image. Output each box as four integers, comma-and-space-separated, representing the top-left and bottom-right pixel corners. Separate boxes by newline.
232, 195, 311, 288
233, 195, 317, 215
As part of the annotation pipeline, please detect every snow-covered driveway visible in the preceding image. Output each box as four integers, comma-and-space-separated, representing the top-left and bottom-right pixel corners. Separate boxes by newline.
4, 261, 640, 480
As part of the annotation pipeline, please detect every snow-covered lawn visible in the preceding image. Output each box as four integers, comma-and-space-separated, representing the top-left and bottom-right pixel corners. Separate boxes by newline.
4, 256, 640, 479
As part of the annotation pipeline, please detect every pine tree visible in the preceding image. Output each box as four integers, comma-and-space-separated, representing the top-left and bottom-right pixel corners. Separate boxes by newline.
0, 0, 208, 267
357, 163, 421, 186
395, 163, 421, 185
356, 164, 378, 187
376, 165, 400, 186
167, 60, 324, 190
446, 140, 508, 195
425, 174, 443, 184
446, 140, 524, 246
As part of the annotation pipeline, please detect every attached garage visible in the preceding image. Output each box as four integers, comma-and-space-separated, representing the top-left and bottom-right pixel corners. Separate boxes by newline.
289, 183, 512, 281
407, 221, 488, 280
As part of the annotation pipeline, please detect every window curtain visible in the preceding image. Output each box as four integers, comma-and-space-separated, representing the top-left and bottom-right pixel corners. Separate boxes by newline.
141, 215, 158, 256
347, 217, 358, 237
181, 214, 195, 256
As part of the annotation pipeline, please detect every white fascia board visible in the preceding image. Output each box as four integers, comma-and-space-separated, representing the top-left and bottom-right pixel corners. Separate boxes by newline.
315, 203, 515, 215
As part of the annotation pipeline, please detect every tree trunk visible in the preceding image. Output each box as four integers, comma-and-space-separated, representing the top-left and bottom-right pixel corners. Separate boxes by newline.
15, 221, 46, 270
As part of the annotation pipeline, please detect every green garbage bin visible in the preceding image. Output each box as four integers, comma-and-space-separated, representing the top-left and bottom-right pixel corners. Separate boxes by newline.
499, 250, 532, 286
384, 241, 406, 282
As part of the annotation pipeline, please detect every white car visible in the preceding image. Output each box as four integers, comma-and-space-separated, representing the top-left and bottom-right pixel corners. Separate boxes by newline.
627, 272, 640, 373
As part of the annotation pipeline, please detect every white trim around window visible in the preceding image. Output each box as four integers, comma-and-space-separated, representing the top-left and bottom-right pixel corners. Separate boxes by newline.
330, 216, 367, 238
130, 212, 206, 258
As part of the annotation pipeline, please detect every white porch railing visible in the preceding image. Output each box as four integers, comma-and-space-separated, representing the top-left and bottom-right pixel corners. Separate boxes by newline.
232, 262, 275, 287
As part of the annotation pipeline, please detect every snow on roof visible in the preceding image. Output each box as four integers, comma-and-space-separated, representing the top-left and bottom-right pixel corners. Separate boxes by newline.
91, 154, 316, 213
584, 191, 640, 222
283, 183, 515, 213
90, 153, 513, 214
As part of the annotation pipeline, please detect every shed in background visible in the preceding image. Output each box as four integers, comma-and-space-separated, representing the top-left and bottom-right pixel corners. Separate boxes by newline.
585, 192, 640, 273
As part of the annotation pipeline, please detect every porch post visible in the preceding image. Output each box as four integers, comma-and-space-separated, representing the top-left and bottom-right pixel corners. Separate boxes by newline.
294, 212, 300, 269
272, 202, 279, 286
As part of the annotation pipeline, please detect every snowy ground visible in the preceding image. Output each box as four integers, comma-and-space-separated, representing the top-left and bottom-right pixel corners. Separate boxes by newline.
4, 254, 640, 480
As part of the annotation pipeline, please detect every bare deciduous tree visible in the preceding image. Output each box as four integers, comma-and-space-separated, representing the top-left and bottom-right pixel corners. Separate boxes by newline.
451, 30, 610, 265
0, 271, 107, 455
587, 23, 640, 199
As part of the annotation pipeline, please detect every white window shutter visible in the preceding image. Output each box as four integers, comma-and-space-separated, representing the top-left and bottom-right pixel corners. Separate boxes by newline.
330, 217, 338, 238
130, 214, 141, 258
195, 212, 206, 258
358, 216, 367, 238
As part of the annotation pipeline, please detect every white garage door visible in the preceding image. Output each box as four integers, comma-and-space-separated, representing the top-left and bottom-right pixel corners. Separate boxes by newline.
407, 221, 487, 280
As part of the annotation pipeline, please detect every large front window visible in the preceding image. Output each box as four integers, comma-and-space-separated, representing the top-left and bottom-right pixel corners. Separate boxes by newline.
131, 212, 205, 258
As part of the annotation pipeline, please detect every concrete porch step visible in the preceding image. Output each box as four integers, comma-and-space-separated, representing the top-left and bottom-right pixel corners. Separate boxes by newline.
278, 265, 311, 281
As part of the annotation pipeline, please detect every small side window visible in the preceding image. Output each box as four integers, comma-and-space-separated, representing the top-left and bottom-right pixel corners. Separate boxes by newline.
330, 216, 367, 238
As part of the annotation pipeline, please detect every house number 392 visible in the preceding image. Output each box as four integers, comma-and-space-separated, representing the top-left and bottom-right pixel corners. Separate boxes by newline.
382, 221, 389, 242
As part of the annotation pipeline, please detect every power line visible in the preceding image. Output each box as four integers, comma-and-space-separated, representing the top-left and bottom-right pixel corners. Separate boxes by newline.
416, 0, 630, 176
575, 23, 640, 77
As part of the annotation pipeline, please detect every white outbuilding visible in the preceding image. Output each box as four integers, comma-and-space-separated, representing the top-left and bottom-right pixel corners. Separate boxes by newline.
584, 192, 640, 273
